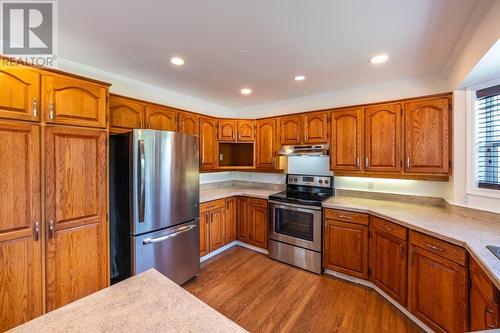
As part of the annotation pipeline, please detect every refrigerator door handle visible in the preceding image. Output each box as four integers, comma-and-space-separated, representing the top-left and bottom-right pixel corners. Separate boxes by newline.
138, 139, 146, 223
142, 224, 196, 245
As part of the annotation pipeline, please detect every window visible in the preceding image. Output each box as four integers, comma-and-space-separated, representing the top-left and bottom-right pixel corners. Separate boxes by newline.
475, 84, 500, 190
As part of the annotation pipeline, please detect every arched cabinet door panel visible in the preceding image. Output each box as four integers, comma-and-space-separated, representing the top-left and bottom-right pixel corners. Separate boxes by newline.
364, 103, 402, 172
43, 74, 107, 128
218, 120, 237, 141
280, 115, 302, 145
144, 105, 177, 131
304, 112, 328, 144
0, 65, 40, 121
109, 95, 144, 130
237, 120, 255, 141
199, 117, 218, 169
256, 119, 278, 169
404, 98, 449, 174
331, 108, 363, 171
179, 113, 200, 136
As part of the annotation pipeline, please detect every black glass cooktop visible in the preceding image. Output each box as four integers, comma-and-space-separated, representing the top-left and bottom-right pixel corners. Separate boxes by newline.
269, 190, 334, 207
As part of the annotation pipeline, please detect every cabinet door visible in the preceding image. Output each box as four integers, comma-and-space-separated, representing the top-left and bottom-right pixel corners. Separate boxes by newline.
323, 219, 368, 279
256, 119, 278, 169
178, 112, 200, 136
236, 197, 250, 243
237, 120, 255, 141
199, 117, 218, 169
470, 258, 500, 331
45, 126, 108, 311
42, 74, 107, 128
218, 120, 237, 141
199, 212, 209, 256
371, 226, 407, 306
0, 121, 42, 331
364, 103, 401, 172
331, 108, 363, 171
144, 105, 177, 131
408, 245, 468, 333
248, 199, 268, 249
209, 208, 226, 252
225, 197, 236, 243
304, 112, 328, 144
109, 95, 144, 130
404, 98, 449, 174
0, 65, 40, 121
280, 115, 303, 145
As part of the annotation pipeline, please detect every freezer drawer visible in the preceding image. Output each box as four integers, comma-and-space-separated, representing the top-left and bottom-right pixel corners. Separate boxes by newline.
132, 220, 200, 284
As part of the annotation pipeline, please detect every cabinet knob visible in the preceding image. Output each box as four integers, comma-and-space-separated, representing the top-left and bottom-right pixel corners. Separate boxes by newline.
48, 219, 54, 239
33, 221, 39, 241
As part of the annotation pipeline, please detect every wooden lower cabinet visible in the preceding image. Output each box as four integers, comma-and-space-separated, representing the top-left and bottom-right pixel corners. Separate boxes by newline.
370, 217, 408, 306
323, 209, 369, 279
247, 198, 268, 249
199, 211, 209, 257
0, 121, 42, 331
44, 126, 108, 311
408, 232, 468, 333
236, 197, 250, 243
200, 199, 226, 256
470, 257, 500, 330
225, 197, 236, 243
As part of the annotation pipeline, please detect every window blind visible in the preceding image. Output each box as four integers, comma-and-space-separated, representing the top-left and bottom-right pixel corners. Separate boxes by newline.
476, 84, 500, 190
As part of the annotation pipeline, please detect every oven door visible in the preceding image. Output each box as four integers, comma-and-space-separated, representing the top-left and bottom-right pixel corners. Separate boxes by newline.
269, 201, 322, 252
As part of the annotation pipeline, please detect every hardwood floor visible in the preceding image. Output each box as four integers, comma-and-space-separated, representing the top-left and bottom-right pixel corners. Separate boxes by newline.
184, 246, 423, 333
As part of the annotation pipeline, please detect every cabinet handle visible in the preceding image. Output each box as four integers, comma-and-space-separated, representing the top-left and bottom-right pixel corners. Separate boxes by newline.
49, 100, 54, 119
407, 157, 411, 170
384, 226, 393, 232
424, 243, 443, 252
237, 133, 241, 141
33, 221, 39, 241
356, 157, 360, 168
338, 214, 352, 220
32, 98, 37, 118
48, 219, 54, 239
400, 245, 404, 259
485, 306, 495, 329
365, 157, 369, 168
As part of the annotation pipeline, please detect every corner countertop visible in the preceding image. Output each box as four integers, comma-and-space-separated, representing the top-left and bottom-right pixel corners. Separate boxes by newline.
200, 186, 281, 203
323, 196, 500, 289
9, 269, 247, 333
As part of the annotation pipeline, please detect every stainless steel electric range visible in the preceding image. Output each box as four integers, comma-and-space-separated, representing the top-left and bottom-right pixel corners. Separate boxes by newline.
268, 174, 334, 274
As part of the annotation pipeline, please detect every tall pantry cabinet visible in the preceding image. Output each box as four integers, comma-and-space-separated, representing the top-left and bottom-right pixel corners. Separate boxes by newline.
0, 61, 110, 331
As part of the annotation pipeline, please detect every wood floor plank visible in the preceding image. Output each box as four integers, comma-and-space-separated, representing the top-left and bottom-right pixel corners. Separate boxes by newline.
184, 246, 423, 333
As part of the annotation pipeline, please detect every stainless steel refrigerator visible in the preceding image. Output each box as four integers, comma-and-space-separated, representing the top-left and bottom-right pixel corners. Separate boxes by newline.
109, 129, 200, 285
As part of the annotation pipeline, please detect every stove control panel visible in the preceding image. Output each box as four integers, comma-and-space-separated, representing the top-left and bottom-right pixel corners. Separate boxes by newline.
287, 174, 333, 188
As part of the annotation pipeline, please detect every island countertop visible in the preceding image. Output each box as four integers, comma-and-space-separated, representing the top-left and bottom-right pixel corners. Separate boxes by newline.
9, 269, 246, 333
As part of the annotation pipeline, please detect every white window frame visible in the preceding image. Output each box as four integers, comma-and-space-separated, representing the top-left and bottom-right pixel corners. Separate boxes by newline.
466, 76, 500, 199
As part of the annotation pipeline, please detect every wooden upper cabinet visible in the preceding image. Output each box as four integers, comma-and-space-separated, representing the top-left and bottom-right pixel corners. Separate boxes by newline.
364, 103, 402, 172
44, 126, 108, 311
237, 120, 255, 141
280, 115, 303, 145
408, 240, 468, 333
370, 217, 408, 306
225, 197, 236, 243
109, 95, 144, 130
144, 105, 177, 131
330, 108, 363, 171
0, 65, 40, 122
0, 121, 42, 332
470, 257, 500, 331
42, 74, 107, 128
304, 112, 328, 144
199, 117, 218, 169
404, 98, 449, 174
256, 119, 278, 169
218, 120, 237, 141
178, 112, 200, 136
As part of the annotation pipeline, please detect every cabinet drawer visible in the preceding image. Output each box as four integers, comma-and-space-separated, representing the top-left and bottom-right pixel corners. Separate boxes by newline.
200, 199, 225, 212
371, 216, 407, 240
409, 230, 467, 266
324, 209, 369, 225
249, 198, 268, 208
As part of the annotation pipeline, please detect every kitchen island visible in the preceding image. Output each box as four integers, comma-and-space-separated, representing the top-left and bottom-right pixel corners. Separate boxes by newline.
9, 269, 246, 333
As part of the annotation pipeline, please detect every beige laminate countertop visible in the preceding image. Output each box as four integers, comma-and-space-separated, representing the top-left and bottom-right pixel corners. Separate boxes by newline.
9, 269, 246, 333
200, 186, 281, 203
323, 196, 500, 289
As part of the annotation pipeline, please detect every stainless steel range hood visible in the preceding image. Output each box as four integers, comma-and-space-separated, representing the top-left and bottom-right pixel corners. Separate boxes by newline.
279, 144, 329, 156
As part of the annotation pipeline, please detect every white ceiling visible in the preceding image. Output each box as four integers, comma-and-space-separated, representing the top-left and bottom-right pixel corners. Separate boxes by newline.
59, 0, 491, 109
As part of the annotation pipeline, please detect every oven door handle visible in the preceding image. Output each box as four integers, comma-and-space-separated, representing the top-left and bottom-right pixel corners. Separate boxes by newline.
268, 200, 322, 212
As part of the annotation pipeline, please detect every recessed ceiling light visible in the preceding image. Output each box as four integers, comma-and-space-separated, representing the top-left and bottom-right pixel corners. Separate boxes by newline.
369, 54, 389, 64
170, 57, 185, 66
240, 88, 252, 95
294, 75, 306, 81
